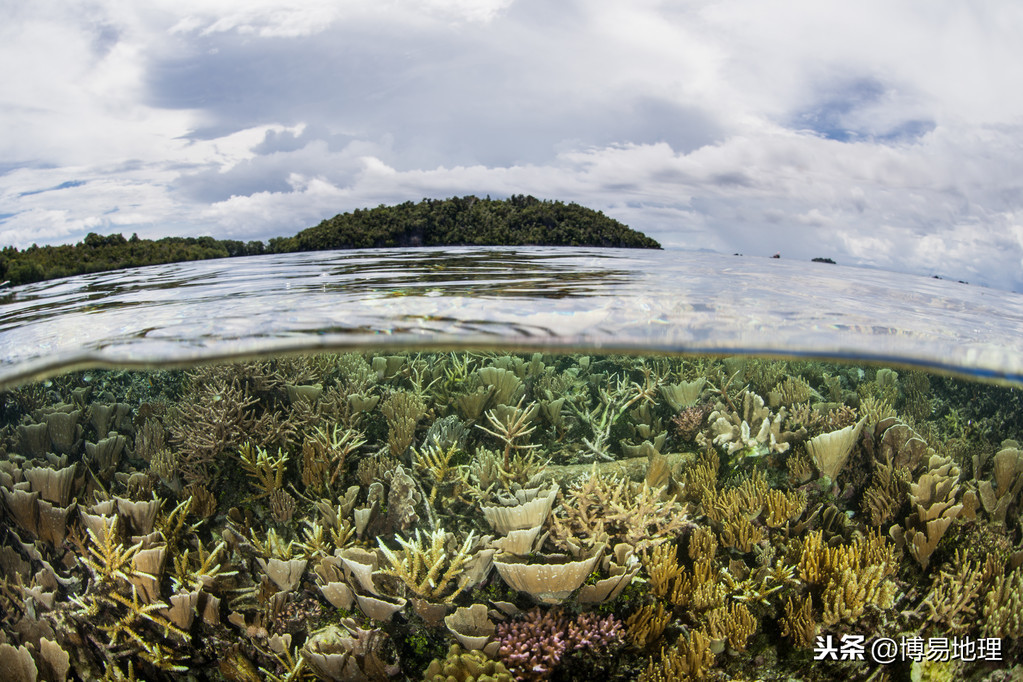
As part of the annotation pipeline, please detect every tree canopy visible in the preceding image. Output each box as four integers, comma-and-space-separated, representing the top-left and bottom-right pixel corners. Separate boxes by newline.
0, 195, 660, 286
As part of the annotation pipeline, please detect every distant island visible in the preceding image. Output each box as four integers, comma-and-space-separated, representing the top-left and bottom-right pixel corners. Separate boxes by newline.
0, 195, 660, 287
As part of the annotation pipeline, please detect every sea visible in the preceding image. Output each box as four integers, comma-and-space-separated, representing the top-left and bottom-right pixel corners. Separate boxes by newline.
0, 246, 1020, 681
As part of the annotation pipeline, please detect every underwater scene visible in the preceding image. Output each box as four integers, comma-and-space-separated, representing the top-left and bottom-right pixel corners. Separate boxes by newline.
1, 351, 1022, 681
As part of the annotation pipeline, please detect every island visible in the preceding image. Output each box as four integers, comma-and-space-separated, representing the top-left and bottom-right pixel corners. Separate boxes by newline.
0, 195, 660, 286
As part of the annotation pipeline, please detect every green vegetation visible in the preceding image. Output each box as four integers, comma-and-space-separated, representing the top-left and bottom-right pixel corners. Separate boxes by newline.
0, 195, 660, 287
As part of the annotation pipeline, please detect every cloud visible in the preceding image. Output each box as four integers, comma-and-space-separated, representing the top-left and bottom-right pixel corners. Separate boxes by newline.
3, 0, 1023, 289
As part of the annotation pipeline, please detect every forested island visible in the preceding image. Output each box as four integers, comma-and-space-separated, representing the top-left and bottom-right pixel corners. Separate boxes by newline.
0, 195, 660, 286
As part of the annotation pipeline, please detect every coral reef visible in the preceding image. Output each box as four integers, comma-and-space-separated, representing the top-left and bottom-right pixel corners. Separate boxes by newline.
0, 351, 1022, 680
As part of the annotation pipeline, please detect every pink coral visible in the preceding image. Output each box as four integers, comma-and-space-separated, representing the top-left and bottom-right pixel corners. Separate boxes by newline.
495, 608, 622, 681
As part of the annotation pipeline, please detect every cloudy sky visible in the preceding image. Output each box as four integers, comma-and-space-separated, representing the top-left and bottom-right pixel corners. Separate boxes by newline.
3, 1, 1023, 289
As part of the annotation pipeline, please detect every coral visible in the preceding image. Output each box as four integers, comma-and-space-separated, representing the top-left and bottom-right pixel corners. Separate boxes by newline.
549, 468, 689, 554
861, 456, 906, 527
804, 417, 866, 481
976, 443, 1023, 524
859, 395, 896, 425
700, 389, 805, 460
423, 644, 513, 682
981, 565, 1023, 639
477, 367, 524, 406
381, 390, 427, 457
301, 621, 399, 681
269, 489, 296, 524
377, 529, 481, 603
796, 529, 898, 627
917, 550, 985, 633
444, 604, 497, 651
864, 417, 931, 472
780, 594, 816, 648
237, 442, 289, 499
8, 352, 1023, 680
671, 403, 711, 442
82, 515, 142, 586
660, 379, 706, 411
495, 608, 622, 681
168, 375, 259, 484
668, 557, 724, 611
644, 542, 683, 600
493, 550, 601, 604
769, 375, 818, 408
638, 629, 714, 682
704, 602, 756, 651
626, 602, 671, 649
680, 449, 719, 502
763, 488, 807, 527
477, 397, 541, 466
890, 454, 963, 570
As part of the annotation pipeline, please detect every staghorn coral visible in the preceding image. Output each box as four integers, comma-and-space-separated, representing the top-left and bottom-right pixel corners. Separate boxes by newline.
237, 442, 289, 499
917, 549, 986, 633
167, 374, 260, 484
549, 468, 690, 555
477, 397, 541, 467
377, 529, 483, 603
981, 565, 1023, 639
381, 390, 427, 457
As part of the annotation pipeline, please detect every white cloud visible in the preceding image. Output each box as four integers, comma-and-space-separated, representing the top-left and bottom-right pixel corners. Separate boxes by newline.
2, 0, 1023, 289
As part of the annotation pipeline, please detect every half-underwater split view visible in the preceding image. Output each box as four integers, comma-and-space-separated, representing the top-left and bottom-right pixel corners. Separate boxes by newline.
2, 350, 1022, 681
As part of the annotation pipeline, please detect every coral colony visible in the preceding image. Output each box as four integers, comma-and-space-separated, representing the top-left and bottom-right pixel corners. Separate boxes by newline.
0, 353, 1021, 680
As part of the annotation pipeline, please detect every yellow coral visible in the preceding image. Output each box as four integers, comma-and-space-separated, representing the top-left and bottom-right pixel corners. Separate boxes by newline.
780, 594, 816, 648
638, 629, 715, 682
626, 602, 671, 649
704, 602, 756, 651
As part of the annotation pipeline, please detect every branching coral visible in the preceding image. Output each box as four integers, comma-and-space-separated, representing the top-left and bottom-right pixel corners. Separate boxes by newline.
237, 442, 289, 499
168, 375, 259, 484
381, 390, 426, 457
704, 602, 756, 651
796, 529, 898, 627
477, 397, 541, 466
549, 468, 689, 554
626, 602, 671, 649
981, 566, 1023, 639
82, 516, 142, 586
780, 594, 816, 648
917, 550, 985, 633
495, 608, 622, 681
638, 629, 714, 682
376, 529, 480, 603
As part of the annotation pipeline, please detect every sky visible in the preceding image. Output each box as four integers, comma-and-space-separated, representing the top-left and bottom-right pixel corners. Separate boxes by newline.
2, 1, 1023, 289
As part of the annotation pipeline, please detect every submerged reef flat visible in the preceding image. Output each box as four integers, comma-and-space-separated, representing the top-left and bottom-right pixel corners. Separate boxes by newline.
1, 352, 1023, 680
